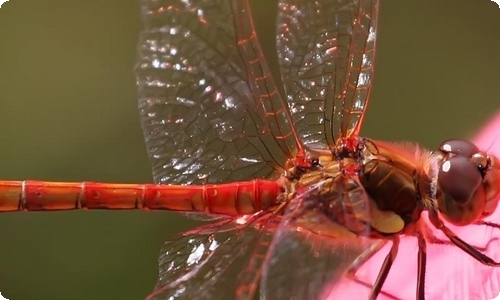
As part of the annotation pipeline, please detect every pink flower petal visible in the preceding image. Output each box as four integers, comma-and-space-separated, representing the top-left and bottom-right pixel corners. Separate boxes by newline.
326, 112, 500, 300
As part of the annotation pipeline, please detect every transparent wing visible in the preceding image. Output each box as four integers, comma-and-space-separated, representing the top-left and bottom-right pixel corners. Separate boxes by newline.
262, 227, 371, 300
147, 176, 376, 300
277, 0, 379, 150
145, 212, 281, 300
136, 0, 302, 185
261, 177, 375, 299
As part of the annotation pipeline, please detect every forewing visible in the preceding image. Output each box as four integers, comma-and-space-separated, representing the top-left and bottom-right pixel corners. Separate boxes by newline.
277, 0, 379, 150
146, 213, 280, 300
261, 178, 375, 299
136, 0, 301, 185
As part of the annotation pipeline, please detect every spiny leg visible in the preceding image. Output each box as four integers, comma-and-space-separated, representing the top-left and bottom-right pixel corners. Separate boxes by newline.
368, 237, 400, 300
347, 238, 400, 300
416, 231, 427, 300
346, 240, 387, 281
428, 210, 500, 266
475, 220, 500, 229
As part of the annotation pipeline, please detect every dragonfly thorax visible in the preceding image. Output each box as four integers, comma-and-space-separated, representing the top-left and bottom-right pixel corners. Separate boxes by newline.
287, 138, 430, 240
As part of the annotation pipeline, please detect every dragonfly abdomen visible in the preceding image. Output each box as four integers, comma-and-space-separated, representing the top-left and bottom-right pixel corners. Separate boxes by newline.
0, 179, 282, 216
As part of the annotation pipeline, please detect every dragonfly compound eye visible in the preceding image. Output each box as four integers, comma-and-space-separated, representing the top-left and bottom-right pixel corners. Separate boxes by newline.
437, 155, 484, 225
438, 139, 479, 157
437, 148, 500, 225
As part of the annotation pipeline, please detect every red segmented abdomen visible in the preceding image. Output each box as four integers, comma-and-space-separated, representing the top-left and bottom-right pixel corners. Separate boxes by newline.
0, 179, 283, 216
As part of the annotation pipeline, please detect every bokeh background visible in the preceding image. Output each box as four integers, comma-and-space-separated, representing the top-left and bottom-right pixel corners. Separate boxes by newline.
0, 0, 499, 299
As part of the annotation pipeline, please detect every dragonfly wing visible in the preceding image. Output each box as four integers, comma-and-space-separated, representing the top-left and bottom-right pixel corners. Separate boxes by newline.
277, 0, 379, 150
146, 212, 281, 300
260, 179, 375, 299
262, 230, 371, 300
136, 0, 302, 185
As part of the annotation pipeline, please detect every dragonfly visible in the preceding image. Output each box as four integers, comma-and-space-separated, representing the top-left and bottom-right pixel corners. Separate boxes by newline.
2, 0, 500, 299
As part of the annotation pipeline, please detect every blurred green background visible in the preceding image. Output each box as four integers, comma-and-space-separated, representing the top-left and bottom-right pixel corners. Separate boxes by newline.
0, 0, 499, 299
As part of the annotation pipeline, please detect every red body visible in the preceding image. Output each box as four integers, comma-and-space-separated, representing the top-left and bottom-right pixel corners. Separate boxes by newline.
0, 180, 281, 216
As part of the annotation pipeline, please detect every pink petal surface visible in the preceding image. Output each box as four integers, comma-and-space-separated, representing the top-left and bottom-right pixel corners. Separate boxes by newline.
326, 112, 500, 300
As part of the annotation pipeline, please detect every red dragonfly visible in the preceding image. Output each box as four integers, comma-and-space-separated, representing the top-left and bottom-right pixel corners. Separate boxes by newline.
2, 0, 500, 299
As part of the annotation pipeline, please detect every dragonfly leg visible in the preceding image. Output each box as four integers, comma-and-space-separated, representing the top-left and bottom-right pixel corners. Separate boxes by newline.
416, 231, 426, 300
367, 236, 400, 300
428, 210, 500, 266
345, 238, 400, 300
346, 240, 387, 278
475, 220, 500, 229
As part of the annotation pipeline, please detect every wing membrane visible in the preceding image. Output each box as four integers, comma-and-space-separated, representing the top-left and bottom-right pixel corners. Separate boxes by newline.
277, 0, 379, 150
146, 212, 281, 300
136, 0, 302, 185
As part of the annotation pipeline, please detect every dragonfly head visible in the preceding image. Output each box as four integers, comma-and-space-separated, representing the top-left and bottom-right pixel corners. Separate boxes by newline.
435, 139, 500, 226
